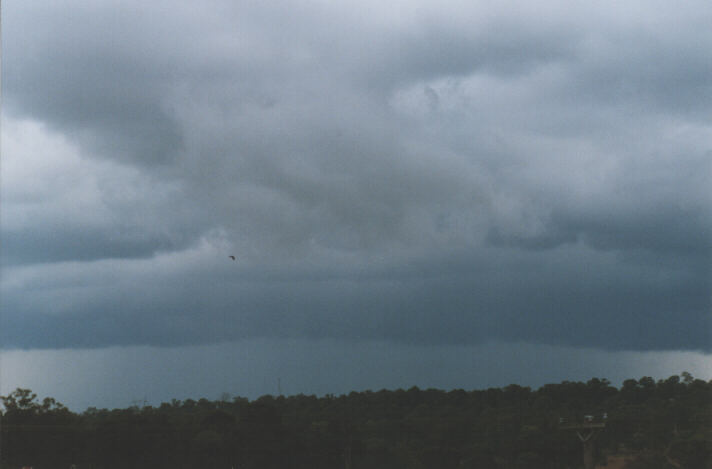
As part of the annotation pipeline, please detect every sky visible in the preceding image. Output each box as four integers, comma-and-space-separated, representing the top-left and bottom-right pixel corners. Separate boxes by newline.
1, 0, 711, 411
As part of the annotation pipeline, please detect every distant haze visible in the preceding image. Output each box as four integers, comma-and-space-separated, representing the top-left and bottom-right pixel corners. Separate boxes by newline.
2, 340, 711, 412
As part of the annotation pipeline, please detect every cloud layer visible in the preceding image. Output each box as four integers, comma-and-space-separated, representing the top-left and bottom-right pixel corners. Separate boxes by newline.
2, 0, 710, 352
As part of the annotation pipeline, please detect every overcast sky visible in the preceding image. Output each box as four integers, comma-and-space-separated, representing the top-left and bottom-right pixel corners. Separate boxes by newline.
1, 0, 711, 410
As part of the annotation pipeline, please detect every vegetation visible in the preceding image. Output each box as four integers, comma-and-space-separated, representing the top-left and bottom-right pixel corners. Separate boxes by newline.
1, 374, 710, 469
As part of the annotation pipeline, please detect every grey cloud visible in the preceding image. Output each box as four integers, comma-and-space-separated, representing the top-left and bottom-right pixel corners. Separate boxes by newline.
4, 44, 184, 167
358, 24, 579, 93
0, 229, 176, 266
3, 2, 191, 166
487, 197, 712, 258
567, 32, 712, 121
2, 244, 708, 351
2, 0, 710, 353
484, 150, 712, 261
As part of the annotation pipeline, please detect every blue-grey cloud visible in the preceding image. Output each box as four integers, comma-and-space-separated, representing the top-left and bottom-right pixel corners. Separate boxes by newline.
1, 0, 710, 353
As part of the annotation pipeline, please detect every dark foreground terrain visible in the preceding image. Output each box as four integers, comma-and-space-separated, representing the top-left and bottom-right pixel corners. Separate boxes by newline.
1, 374, 710, 469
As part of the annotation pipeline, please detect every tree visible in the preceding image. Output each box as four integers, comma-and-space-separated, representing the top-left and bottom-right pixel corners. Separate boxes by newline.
1, 388, 40, 414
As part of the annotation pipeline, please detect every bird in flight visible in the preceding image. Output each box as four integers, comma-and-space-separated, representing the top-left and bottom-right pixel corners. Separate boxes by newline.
229, 256, 236, 261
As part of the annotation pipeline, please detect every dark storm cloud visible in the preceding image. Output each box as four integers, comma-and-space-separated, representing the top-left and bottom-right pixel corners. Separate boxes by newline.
2, 244, 708, 351
2, 0, 710, 352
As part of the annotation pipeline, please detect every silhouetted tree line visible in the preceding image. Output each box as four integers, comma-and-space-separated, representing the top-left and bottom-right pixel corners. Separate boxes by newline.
1, 373, 710, 469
